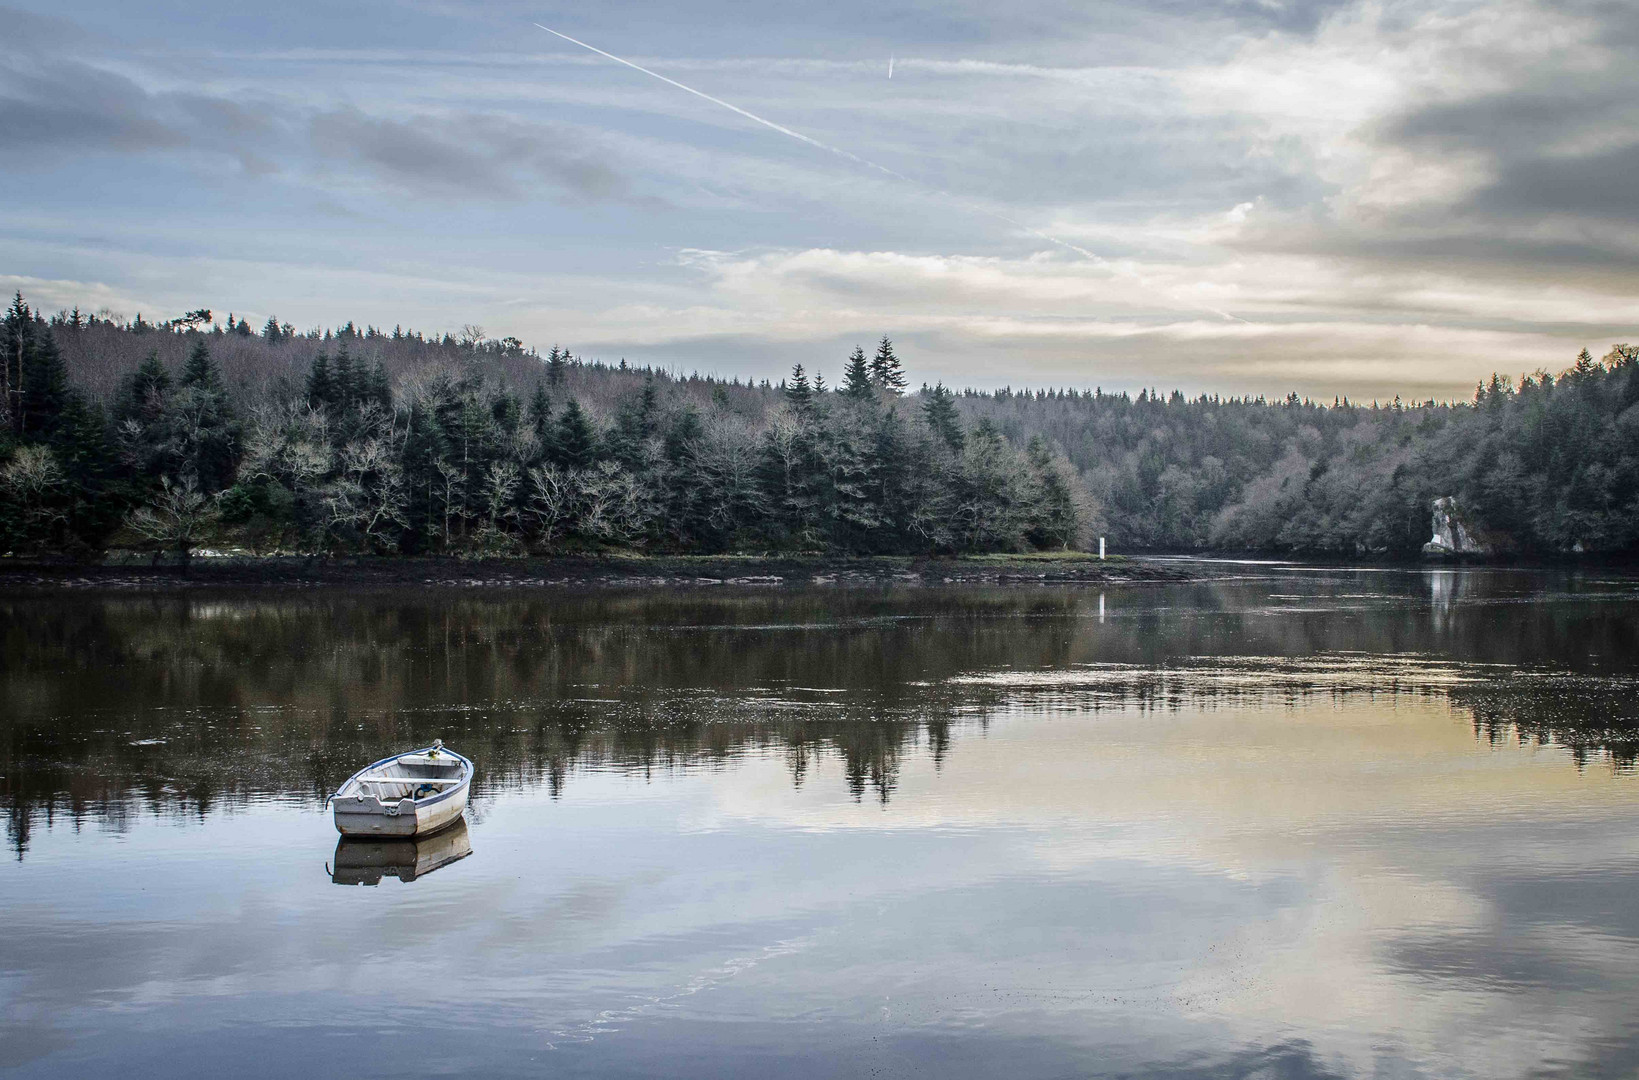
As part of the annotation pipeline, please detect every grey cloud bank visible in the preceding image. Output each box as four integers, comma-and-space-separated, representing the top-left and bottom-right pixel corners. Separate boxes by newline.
2, 0, 1637, 399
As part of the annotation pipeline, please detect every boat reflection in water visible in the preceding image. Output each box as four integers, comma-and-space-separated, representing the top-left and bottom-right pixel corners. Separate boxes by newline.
328, 819, 473, 886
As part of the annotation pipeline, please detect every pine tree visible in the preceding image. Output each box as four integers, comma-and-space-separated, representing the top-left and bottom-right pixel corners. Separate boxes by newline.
842, 346, 874, 401
527, 383, 554, 463
363, 361, 392, 411
171, 341, 241, 493
1024, 436, 1077, 549
609, 378, 660, 470
262, 317, 283, 343
115, 353, 173, 426
826, 405, 880, 545
180, 341, 221, 391
2, 293, 70, 440
555, 399, 597, 468
784, 364, 813, 411
870, 406, 912, 547
51, 394, 124, 551
305, 353, 333, 408
401, 400, 448, 552
546, 345, 568, 386
921, 382, 964, 452
491, 390, 522, 434
331, 344, 359, 410
869, 336, 907, 394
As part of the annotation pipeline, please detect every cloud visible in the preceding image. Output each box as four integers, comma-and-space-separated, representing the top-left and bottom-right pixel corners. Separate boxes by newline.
1365, 1, 1639, 233
1206, 0, 1639, 279
0, 55, 186, 154
308, 106, 635, 202
4, 0, 1639, 399
1465, 140, 1639, 223
0, 24, 641, 207
0, 5, 91, 51
0, 273, 151, 320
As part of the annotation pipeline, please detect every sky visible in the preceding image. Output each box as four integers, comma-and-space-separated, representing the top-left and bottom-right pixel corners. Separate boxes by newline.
2, 0, 1638, 400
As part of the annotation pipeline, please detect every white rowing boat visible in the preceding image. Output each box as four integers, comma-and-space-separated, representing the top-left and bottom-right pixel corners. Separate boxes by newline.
329, 740, 472, 837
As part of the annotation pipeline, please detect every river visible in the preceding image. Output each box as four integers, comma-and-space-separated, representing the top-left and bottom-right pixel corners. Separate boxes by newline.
2, 565, 1637, 1078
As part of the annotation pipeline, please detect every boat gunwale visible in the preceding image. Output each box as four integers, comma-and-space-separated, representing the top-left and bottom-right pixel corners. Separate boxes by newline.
331, 745, 474, 811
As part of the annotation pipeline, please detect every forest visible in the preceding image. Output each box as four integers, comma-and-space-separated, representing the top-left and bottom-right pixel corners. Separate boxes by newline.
2, 291, 1636, 559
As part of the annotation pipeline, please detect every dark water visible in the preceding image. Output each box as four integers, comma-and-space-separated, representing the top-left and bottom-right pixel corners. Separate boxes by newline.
3, 566, 1639, 1079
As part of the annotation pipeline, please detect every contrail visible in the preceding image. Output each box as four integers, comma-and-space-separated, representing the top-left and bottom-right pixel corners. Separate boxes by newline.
532, 23, 1105, 263
888, 54, 894, 79
535, 25, 894, 181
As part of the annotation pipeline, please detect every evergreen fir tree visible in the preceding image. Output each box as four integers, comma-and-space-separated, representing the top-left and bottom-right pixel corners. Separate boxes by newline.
2, 293, 70, 440
401, 401, 448, 552
546, 345, 568, 386
608, 378, 660, 471
1024, 436, 1077, 549
171, 341, 241, 493
659, 406, 713, 548
921, 382, 964, 452
842, 347, 874, 401
50, 393, 125, 551
869, 406, 912, 547
491, 390, 522, 434
180, 341, 221, 391
114, 353, 173, 426
331, 344, 357, 409
528, 384, 553, 442
784, 364, 813, 411
363, 361, 392, 411
305, 353, 333, 408
869, 336, 907, 394
555, 399, 597, 468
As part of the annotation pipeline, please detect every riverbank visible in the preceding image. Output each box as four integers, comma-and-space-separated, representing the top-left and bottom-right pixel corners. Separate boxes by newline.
0, 552, 1189, 592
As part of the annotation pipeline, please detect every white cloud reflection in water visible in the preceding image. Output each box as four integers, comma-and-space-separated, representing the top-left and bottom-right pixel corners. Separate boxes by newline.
2, 575, 1639, 1078
697, 674, 1639, 1078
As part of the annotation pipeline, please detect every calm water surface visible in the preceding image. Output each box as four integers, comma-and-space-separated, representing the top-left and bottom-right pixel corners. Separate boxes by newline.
3, 567, 1639, 1078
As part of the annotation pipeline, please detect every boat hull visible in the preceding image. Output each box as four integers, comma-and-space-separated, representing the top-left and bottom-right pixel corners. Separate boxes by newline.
329, 745, 473, 838
332, 785, 468, 837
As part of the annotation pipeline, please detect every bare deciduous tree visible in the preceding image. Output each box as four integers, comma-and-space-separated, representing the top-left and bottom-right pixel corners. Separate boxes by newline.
482, 461, 521, 529
321, 437, 409, 548
0, 444, 68, 540
126, 476, 212, 559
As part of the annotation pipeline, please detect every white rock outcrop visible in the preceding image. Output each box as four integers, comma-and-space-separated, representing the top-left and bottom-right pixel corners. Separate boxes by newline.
1421, 496, 1488, 557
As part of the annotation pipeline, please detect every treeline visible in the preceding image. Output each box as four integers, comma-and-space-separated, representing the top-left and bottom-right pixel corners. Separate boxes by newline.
3, 292, 1636, 559
0, 295, 1081, 557
963, 351, 1639, 555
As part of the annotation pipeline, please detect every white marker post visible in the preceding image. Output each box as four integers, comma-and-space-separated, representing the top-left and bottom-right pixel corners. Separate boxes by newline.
1099, 537, 1106, 560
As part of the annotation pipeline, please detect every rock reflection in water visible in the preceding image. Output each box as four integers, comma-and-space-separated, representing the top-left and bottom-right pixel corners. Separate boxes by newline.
329, 819, 473, 886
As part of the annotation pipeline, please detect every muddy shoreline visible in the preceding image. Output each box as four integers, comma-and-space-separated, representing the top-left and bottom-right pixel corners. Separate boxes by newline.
0, 553, 1189, 593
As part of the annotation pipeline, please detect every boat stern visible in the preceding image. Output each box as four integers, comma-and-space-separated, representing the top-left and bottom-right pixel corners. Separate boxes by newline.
333, 793, 421, 837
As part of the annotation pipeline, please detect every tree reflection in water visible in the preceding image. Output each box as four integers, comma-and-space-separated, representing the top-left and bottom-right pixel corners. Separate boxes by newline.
4, 570, 1637, 858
